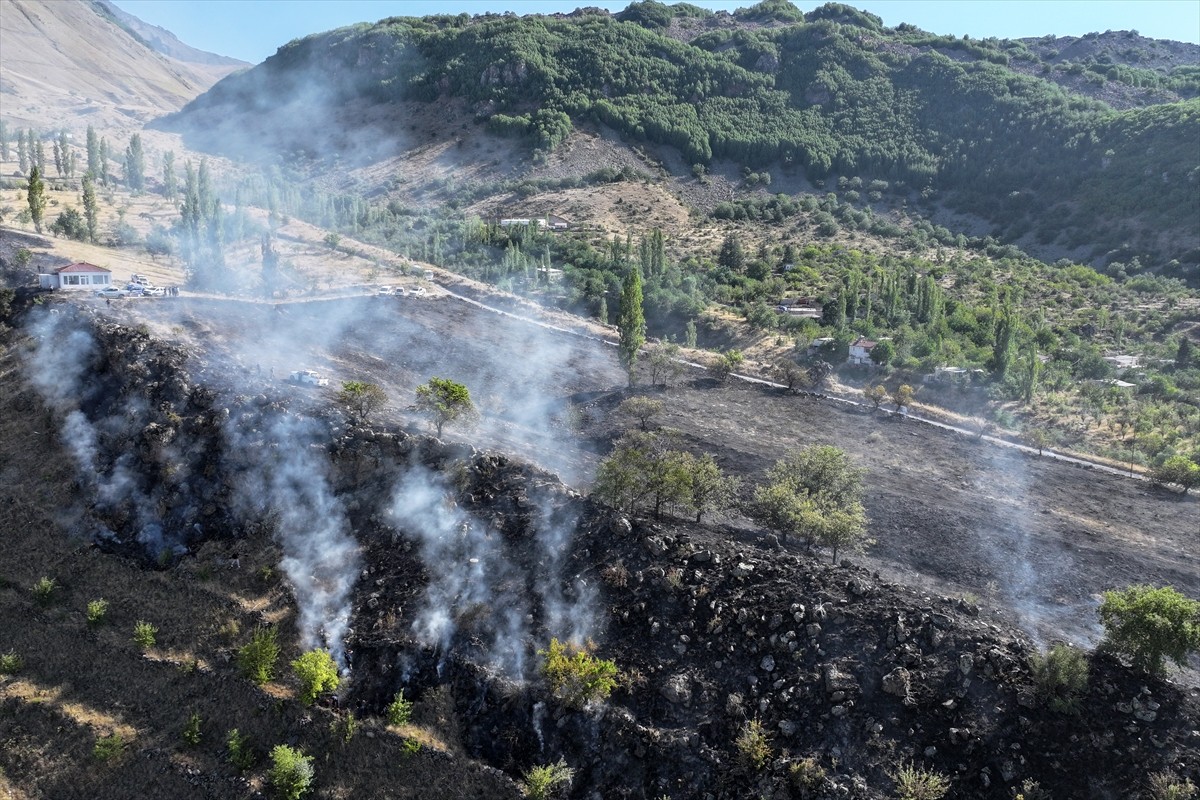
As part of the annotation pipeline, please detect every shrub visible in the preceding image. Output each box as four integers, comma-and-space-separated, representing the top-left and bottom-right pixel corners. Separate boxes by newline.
330, 714, 357, 744
790, 756, 827, 793
32, 576, 56, 606
386, 690, 414, 726
238, 627, 280, 685
0, 650, 22, 674
1013, 778, 1053, 800
182, 712, 202, 746
522, 759, 575, 800
1099, 585, 1200, 675
539, 638, 618, 708
93, 733, 125, 762
1030, 644, 1089, 713
267, 744, 314, 800
226, 728, 257, 771
1148, 771, 1198, 800
291, 649, 340, 705
735, 719, 772, 771
891, 762, 950, 800
86, 599, 109, 626
132, 620, 157, 650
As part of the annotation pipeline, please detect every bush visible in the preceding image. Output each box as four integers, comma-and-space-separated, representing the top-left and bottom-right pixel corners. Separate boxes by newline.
789, 756, 828, 794
891, 762, 950, 800
386, 690, 414, 726
539, 638, 619, 708
707, 349, 744, 381
1030, 644, 1089, 714
226, 728, 257, 771
522, 759, 575, 800
291, 649, 340, 705
735, 719, 772, 771
0, 650, 22, 674
32, 576, 56, 606
238, 627, 280, 685
132, 620, 157, 650
93, 733, 125, 762
267, 744, 314, 800
182, 712, 202, 746
86, 599, 109, 626
1148, 771, 1198, 800
1099, 585, 1200, 675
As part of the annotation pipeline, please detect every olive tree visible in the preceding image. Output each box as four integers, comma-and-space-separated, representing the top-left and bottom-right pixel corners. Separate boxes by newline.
751, 445, 868, 562
617, 396, 664, 431
414, 377, 475, 437
337, 381, 386, 425
1099, 585, 1200, 676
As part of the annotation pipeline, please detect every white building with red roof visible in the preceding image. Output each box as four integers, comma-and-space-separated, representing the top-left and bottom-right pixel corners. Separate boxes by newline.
38, 262, 112, 290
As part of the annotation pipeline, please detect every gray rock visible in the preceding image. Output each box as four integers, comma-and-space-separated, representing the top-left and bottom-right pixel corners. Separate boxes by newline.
881, 668, 911, 698
733, 562, 754, 578
642, 536, 668, 556
660, 674, 692, 706
761, 655, 776, 673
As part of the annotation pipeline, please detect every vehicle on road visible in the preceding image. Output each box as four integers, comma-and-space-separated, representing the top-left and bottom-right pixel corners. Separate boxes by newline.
378, 286, 394, 295
95, 287, 124, 299
288, 370, 329, 387
143, 286, 166, 297
411, 287, 427, 298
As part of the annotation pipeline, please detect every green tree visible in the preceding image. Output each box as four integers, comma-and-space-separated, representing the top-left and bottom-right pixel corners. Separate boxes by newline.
1030, 644, 1089, 714
1151, 456, 1200, 494
1176, 337, 1195, 370
267, 745, 314, 800
773, 358, 812, 394
869, 339, 895, 366
864, 384, 888, 411
81, 173, 99, 243
0, 120, 8, 161
593, 430, 691, 519
617, 266, 645, 386
162, 151, 177, 201
17, 129, 28, 174
237, 627, 280, 685
717, 233, 746, 272
644, 341, 682, 386
86, 125, 100, 179
708, 349, 744, 382
679, 451, 740, 522
891, 383, 914, 412
58, 129, 74, 177
123, 133, 144, 193
617, 395, 664, 431
1099, 585, 1200, 675
338, 381, 387, 424
26, 166, 46, 233
292, 649, 340, 704
414, 377, 475, 436
50, 206, 87, 240
751, 446, 868, 561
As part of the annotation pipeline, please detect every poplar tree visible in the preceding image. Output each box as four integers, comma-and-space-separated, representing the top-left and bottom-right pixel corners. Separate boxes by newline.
82, 173, 99, 243
17, 131, 28, 174
58, 130, 73, 177
617, 265, 646, 386
0, 120, 8, 161
162, 151, 177, 201
124, 134, 145, 192
32, 131, 45, 173
27, 166, 47, 233
86, 126, 100, 178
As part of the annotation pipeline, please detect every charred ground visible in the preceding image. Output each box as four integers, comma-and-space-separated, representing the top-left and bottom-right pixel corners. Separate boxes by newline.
0, 290, 1197, 800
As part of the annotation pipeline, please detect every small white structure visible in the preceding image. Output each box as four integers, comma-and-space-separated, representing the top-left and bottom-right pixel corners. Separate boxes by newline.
39, 262, 112, 290
848, 336, 879, 366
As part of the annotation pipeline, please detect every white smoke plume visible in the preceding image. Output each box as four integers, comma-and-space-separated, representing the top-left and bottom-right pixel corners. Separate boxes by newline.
388, 465, 531, 676
227, 413, 361, 667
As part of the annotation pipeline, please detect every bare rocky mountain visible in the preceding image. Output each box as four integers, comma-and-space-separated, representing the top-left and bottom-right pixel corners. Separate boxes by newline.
96, 1, 248, 68
0, 0, 241, 131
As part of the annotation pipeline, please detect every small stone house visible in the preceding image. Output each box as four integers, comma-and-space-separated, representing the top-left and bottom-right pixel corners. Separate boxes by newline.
39, 262, 112, 290
848, 337, 878, 366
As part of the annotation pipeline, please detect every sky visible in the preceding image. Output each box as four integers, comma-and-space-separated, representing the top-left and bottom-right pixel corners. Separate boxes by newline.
111, 0, 1200, 64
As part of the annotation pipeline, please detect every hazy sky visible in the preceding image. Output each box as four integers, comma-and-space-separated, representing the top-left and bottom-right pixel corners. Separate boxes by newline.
111, 0, 1200, 64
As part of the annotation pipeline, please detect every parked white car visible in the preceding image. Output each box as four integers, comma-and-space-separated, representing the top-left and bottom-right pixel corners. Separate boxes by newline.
143, 286, 166, 297
288, 370, 329, 387
411, 287, 427, 298
95, 287, 124, 299
378, 286, 394, 295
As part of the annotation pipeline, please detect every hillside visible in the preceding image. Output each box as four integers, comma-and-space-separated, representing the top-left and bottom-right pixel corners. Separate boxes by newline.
0, 0, 241, 131
0, 282, 1196, 799
156, 1, 1200, 276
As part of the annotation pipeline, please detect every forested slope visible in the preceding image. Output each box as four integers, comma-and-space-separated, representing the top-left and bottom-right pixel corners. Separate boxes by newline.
159, 1, 1199, 273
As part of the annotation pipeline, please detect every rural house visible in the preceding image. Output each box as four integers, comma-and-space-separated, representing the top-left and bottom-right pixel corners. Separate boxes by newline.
848, 336, 879, 366
39, 262, 112, 290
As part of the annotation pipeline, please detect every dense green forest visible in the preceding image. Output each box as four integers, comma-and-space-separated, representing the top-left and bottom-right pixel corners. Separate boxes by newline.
163, 1, 1200, 276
